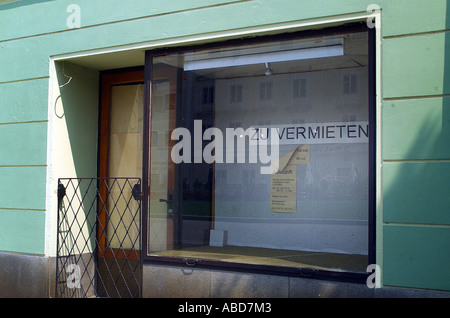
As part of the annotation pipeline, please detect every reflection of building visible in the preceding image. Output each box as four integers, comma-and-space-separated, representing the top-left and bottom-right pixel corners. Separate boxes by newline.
1, 1, 449, 299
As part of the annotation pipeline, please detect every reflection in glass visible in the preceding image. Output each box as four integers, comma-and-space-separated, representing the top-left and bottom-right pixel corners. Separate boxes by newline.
147, 32, 370, 272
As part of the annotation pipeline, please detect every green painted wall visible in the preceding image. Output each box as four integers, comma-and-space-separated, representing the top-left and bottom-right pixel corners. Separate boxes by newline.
379, 0, 450, 292
0, 0, 448, 291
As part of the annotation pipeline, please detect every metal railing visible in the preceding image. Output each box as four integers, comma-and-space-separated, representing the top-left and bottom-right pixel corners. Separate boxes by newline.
55, 177, 142, 298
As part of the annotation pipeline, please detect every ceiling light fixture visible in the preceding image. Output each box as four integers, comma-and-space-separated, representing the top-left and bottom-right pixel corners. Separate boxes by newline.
183, 38, 344, 71
264, 63, 272, 76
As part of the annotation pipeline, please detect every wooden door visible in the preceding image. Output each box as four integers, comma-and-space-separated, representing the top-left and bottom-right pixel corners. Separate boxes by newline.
97, 69, 144, 297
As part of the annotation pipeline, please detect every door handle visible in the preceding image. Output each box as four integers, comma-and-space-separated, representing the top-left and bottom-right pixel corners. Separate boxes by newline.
159, 198, 174, 217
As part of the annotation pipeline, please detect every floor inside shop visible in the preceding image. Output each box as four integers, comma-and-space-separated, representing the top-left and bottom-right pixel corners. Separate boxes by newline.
150, 245, 368, 272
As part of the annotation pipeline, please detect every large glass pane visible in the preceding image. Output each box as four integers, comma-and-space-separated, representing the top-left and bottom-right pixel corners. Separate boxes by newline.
148, 31, 369, 272
148, 79, 171, 252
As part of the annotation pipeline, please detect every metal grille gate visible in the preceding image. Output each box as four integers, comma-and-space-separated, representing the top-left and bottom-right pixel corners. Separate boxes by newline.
56, 178, 142, 298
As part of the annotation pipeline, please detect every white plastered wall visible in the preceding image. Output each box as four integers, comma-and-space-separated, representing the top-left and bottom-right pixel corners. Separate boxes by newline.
45, 61, 99, 257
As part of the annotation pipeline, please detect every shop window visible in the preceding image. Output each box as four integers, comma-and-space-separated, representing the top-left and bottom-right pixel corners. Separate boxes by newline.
145, 27, 373, 276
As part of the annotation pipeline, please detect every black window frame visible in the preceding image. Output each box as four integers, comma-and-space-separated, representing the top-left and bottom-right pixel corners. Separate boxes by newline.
141, 22, 376, 284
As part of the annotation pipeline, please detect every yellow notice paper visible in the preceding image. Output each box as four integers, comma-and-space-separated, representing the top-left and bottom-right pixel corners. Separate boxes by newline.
270, 145, 310, 213
270, 166, 297, 212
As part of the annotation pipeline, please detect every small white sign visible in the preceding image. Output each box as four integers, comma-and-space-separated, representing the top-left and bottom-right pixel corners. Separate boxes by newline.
252, 121, 369, 145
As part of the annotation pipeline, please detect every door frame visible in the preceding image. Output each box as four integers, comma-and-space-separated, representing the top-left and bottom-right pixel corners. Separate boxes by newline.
98, 68, 145, 260
141, 59, 180, 255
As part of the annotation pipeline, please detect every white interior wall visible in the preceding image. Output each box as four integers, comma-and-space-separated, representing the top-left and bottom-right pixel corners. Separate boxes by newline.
213, 66, 369, 254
